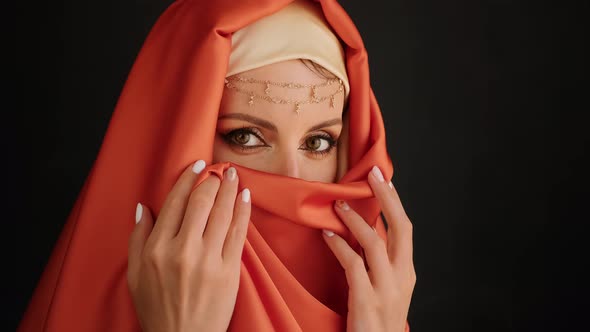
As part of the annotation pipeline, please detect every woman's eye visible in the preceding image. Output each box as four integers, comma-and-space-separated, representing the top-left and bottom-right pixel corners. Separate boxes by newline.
304, 136, 334, 152
233, 132, 251, 145
224, 128, 265, 147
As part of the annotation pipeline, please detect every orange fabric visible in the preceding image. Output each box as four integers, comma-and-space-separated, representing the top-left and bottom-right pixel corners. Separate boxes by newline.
18, 0, 409, 331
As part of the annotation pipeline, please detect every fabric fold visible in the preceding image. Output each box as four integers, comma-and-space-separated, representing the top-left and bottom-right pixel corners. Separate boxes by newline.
18, 0, 398, 331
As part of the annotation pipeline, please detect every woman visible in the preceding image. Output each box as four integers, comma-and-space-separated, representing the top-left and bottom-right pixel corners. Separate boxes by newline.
19, 0, 415, 331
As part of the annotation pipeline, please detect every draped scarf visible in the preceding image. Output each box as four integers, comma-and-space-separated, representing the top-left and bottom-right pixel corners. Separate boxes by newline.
18, 0, 396, 330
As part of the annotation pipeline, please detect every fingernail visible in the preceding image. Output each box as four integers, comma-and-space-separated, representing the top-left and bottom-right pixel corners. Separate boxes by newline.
192, 160, 206, 174
372, 226, 377, 232
135, 203, 143, 224
226, 167, 236, 181
335, 200, 350, 211
371, 165, 385, 182
388, 180, 393, 189
242, 188, 250, 203
323, 229, 335, 237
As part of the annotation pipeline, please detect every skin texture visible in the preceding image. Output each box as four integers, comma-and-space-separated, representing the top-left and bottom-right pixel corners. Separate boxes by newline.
127, 60, 415, 332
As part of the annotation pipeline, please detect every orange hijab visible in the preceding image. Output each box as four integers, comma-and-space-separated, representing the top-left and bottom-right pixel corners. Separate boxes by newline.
18, 0, 396, 331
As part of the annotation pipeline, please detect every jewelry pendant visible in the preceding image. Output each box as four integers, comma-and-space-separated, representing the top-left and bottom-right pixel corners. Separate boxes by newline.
330, 95, 335, 108
249, 94, 254, 106
295, 103, 301, 114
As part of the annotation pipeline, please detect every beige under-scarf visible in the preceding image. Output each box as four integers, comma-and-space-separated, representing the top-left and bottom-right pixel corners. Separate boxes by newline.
226, 0, 351, 181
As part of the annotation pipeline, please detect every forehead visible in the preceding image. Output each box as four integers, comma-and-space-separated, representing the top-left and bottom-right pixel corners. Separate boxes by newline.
219, 59, 345, 129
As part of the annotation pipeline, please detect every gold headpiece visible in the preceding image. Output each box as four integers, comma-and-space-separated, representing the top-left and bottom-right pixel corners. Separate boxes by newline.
224, 75, 344, 115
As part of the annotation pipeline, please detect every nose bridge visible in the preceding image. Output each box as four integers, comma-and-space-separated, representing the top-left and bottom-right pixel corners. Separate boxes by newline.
278, 146, 299, 178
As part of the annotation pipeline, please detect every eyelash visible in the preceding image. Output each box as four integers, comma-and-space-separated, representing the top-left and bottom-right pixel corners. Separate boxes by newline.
220, 126, 338, 157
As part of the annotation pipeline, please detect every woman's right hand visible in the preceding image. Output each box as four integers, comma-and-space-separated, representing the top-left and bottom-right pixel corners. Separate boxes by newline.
127, 160, 251, 332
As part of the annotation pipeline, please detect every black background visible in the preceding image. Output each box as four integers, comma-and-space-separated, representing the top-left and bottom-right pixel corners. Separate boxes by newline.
6, 0, 588, 331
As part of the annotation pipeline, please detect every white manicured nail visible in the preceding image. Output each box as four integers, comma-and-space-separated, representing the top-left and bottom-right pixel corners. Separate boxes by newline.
242, 188, 250, 203
226, 167, 236, 181
371, 165, 385, 182
389, 181, 393, 189
323, 229, 335, 237
135, 203, 143, 224
192, 160, 206, 174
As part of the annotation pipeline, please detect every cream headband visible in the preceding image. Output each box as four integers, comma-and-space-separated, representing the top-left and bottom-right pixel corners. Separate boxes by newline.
226, 0, 350, 102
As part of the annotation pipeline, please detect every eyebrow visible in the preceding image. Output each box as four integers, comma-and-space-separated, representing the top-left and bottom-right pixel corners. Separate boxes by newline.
307, 118, 343, 132
218, 113, 277, 131
217, 113, 342, 133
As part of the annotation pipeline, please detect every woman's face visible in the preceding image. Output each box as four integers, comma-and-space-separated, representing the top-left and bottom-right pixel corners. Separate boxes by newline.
213, 59, 345, 183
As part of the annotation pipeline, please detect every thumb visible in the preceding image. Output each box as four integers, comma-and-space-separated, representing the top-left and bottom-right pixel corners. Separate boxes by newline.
127, 202, 154, 288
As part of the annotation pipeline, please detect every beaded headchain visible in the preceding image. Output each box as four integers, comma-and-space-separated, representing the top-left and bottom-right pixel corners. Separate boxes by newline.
224, 75, 344, 115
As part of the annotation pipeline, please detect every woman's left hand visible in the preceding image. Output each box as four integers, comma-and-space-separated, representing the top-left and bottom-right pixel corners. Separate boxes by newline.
322, 166, 415, 332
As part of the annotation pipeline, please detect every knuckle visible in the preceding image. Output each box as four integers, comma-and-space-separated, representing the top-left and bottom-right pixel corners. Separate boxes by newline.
402, 267, 417, 289
232, 218, 247, 236
226, 222, 245, 245
171, 249, 191, 271
233, 202, 248, 218
212, 176, 222, 186
203, 176, 222, 190
210, 208, 232, 224
188, 191, 215, 210
347, 256, 366, 273
401, 219, 413, 233
143, 244, 165, 267
367, 236, 387, 253
167, 194, 185, 210
409, 268, 417, 284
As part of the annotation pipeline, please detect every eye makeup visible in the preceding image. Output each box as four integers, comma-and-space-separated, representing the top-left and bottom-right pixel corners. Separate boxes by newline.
219, 125, 338, 157
220, 126, 269, 151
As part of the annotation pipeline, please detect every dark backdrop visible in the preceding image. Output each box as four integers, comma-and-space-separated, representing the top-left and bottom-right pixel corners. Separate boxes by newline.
7, 0, 588, 331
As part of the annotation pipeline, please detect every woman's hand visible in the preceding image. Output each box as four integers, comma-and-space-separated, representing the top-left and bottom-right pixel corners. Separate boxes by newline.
127, 160, 251, 332
322, 166, 415, 332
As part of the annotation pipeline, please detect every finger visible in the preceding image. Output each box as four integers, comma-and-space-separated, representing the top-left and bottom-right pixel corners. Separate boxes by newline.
222, 188, 251, 266
322, 229, 373, 303
177, 175, 222, 242
202, 167, 239, 254
368, 165, 414, 267
127, 202, 154, 288
333, 200, 392, 286
149, 160, 206, 242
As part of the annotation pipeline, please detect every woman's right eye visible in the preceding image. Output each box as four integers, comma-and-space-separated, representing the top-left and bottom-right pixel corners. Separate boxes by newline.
222, 128, 267, 148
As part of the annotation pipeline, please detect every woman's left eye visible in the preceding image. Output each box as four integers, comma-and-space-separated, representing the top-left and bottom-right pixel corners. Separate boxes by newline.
301, 134, 337, 156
